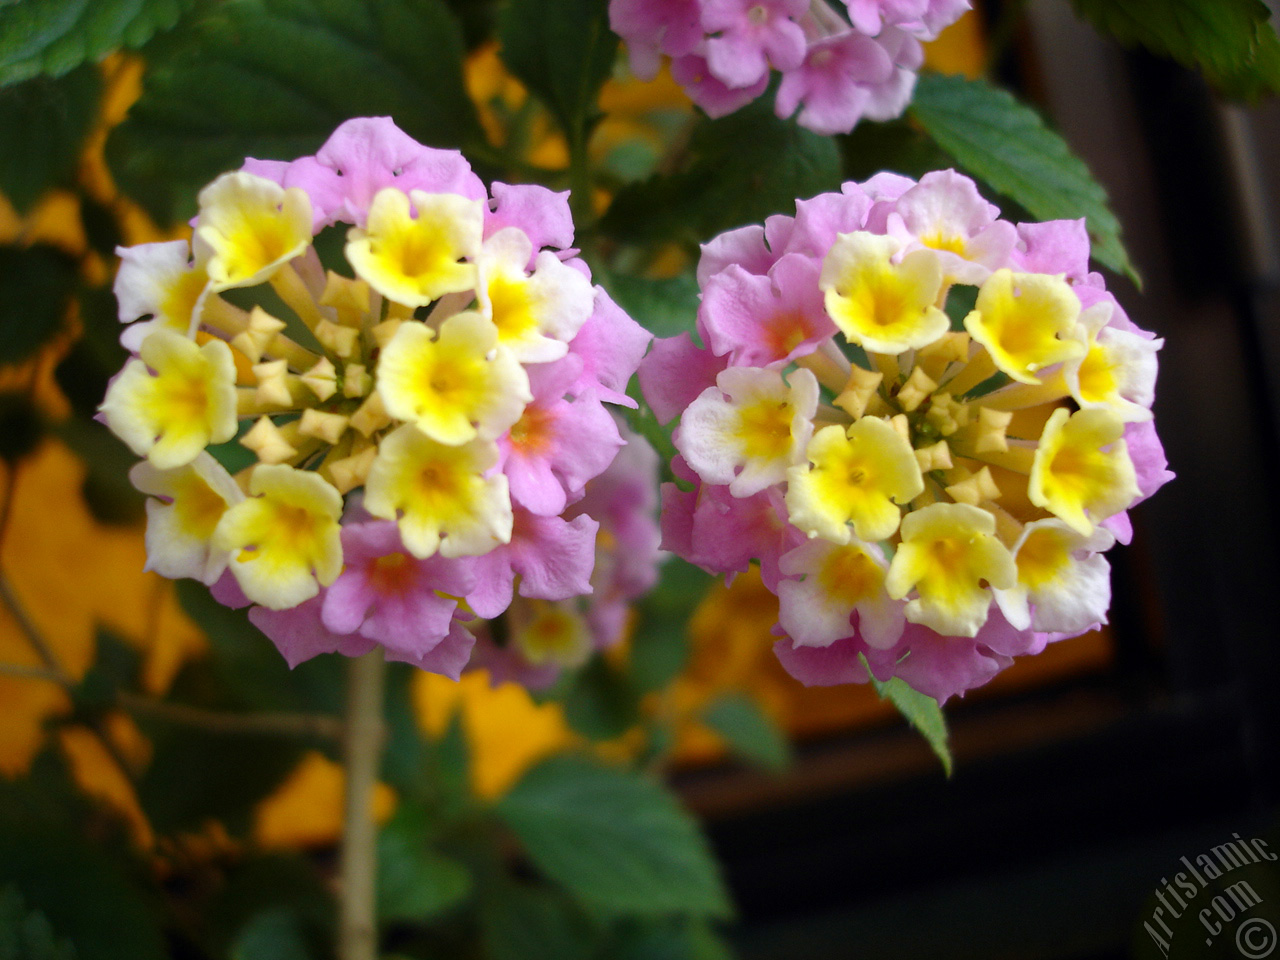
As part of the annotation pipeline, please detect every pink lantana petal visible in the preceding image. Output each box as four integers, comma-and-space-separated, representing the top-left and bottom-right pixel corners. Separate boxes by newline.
639, 332, 729, 424
384, 617, 476, 680
279, 117, 485, 229
700, 255, 833, 367
671, 54, 770, 118
565, 287, 651, 408
250, 596, 376, 669
486, 182, 574, 255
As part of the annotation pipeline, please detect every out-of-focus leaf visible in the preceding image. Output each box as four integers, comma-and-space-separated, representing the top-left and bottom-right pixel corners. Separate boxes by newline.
603, 272, 700, 340
563, 656, 641, 741
0, 886, 78, 960
0, 0, 192, 86
230, 909, 312, 960
0, 244, 76, 365
496, 0, 616, 136
496, 756, 732, 917
910, 72, 1137, 283
861, 654, 953, 776
201, 856, 332, 960
172, 578, 344, 716
0, 755, 166, 960
607, 918, 738, 960
72, 628, 142, 715
838, 115, 954, 183
106, 0, 481, 224
702, 694, 791, 774
628, 559, 711, 694
1071, 0, 1280, 100
479, 881, 598, 960
377, 803, 472, 922
0, 66, 100, 211
602, 101, 842, 248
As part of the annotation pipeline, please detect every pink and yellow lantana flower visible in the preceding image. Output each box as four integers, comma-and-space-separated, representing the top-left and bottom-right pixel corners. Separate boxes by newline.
102, 118, 659, 682
643, 169, 1172, 702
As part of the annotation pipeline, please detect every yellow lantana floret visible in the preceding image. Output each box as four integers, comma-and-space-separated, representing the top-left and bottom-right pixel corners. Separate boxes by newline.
345, 188, 483, 307
1029, 407, 1140, 535
377, 312, 532, 445
963, 269, 1084, 384
678, 366, 818, 498
363, 425, 513, 559
194, 172, 313, 292
885, 502, 1016, 637
819, 231, 949, 355
213, 465, 344, 609
130, 453, 245, 584
1062, 302, 1161, 422
478, 227, 595, 363
100, 328, 238, 469
785, 417, 924, 544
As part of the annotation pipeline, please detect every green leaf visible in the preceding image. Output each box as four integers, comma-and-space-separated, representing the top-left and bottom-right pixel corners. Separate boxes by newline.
601, 100, 842, 248
377, 804, 472, 923
0, 0, 193, 87
0, 886, 78, 960
701, 694, 791, 774
479, 882, 598, 960
230, 909, 312, 960
496, 756, 732, 918
0, 758, 166, 960
910, 72, 1138, 284
628, 559, 712, 694
563, 656, 641, 741
200, 855, 333, 959
602, 271, 700, 340
1070, 0, 1280, 100
495, 0, 617, 136
0, 66, 101, 211
861, 655, 953, 776
0, 244, 76, 366
606, 918, 738, 960
106, 0, 481, 225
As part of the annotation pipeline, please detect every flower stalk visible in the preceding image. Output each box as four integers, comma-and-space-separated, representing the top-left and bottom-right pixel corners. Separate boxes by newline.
337, 649, 387, 960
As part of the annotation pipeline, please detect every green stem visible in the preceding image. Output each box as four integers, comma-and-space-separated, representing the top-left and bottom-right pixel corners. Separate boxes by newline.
337, 650, 387, 960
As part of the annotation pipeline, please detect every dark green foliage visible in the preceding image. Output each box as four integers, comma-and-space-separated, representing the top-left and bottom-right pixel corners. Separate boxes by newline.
105, 0, 481, 224
0, 0, 193, 86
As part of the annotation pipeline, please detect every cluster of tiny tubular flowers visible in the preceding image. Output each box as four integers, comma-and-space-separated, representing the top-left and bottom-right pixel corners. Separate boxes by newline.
100, 117, 659, 682
640, 169, 1173, 703
609, 0, 969, 134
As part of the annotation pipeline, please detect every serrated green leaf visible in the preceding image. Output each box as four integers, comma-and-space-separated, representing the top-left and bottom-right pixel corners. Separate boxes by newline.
0, 0, 193, 87
602, 101, 842, 248
1070, 0, 1280, 100
0, 66, 101, 211
861, 655, 952, 776
910, 72, 1138, 284
496, 756, 732, 918
0, 244, 77, 365
496, 0, 616, 137
376, 804, 472, 922
603, 271, 700, 340
702, 694, 791, 774
106, 0, 481, 225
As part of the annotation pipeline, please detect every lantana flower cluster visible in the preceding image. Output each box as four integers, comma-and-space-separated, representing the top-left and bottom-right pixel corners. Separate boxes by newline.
641, 170, 1172, 702
609, 0, 969, 133
100, 118, 658, 682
